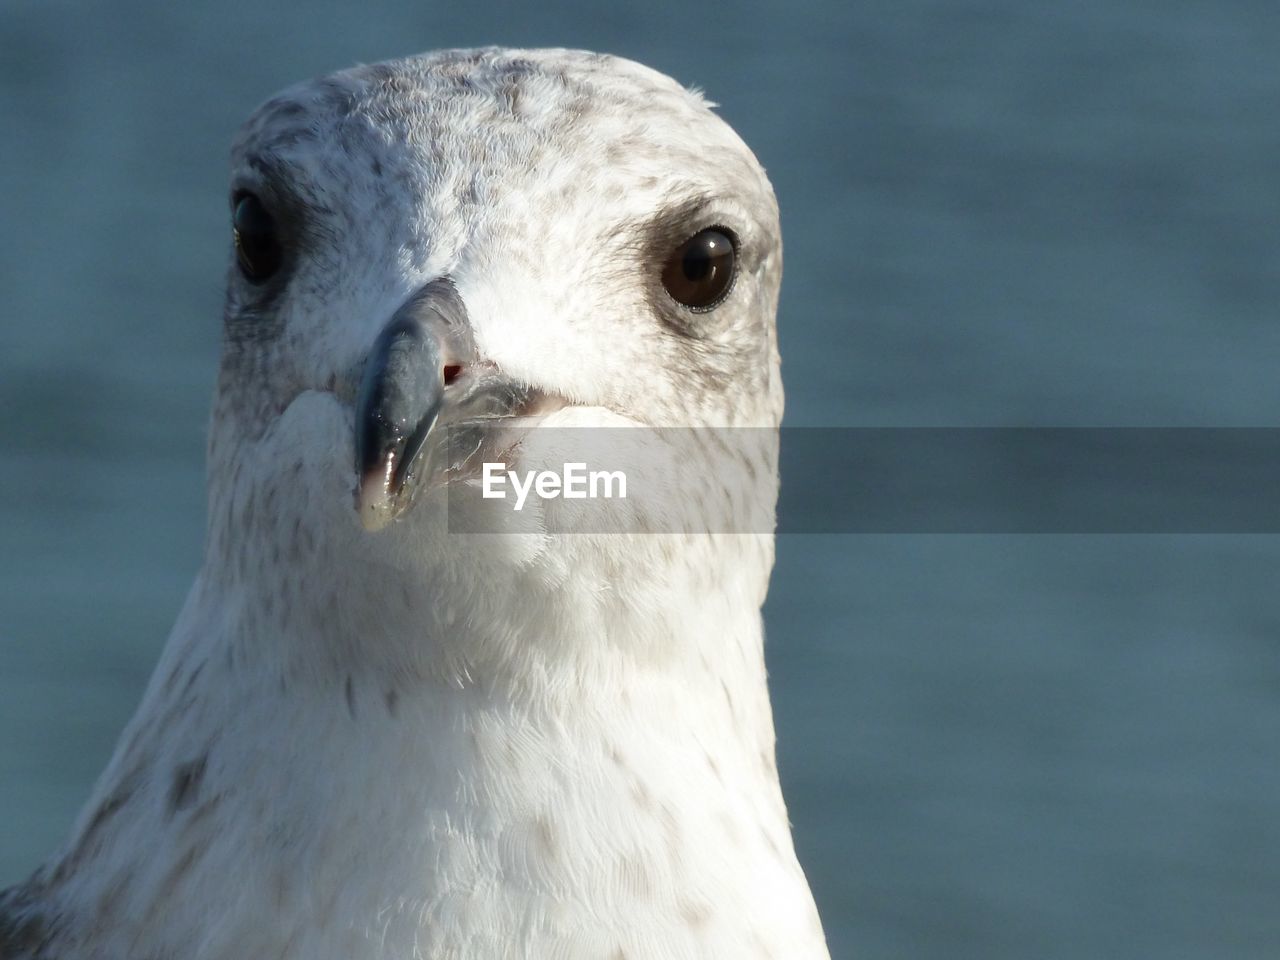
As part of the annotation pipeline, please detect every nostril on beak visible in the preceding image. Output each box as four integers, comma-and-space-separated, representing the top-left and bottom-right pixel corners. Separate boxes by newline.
442, 364, 463, 387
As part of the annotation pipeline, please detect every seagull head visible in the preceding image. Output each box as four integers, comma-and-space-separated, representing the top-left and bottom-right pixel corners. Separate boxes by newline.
207, 49, 783, 649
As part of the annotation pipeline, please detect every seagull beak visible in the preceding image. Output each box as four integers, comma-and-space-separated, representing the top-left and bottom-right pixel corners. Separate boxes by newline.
354, 280, 469, 532
354, 279, 538, 532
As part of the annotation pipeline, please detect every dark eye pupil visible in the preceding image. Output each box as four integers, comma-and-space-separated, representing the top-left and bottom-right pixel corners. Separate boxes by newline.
662, 228, 736, 310
682, 244, 715, 282
233, 193, 282, 282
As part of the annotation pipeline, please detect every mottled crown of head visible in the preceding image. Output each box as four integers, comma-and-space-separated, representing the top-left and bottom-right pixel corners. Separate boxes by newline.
230, 47, 776, 219
237, 48, 705, 145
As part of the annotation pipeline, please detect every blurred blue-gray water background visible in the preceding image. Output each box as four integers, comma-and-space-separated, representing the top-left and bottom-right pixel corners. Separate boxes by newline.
2, 2, 1279, 957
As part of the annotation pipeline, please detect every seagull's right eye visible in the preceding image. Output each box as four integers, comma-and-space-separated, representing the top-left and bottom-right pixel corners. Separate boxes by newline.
232, 192, 283, 283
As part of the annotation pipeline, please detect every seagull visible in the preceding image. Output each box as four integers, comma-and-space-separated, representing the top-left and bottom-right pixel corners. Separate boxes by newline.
0, 48, 830, 959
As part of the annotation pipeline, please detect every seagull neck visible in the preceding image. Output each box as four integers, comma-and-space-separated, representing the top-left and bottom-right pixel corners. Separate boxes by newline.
35, 551, 809, 959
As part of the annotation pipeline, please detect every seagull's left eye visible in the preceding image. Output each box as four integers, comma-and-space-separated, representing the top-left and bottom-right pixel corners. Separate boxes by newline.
661, 227, 737, 311
232, 192, 283, 283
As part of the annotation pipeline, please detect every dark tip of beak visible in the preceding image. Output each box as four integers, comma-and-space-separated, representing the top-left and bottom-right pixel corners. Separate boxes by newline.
354, 281, 473, 531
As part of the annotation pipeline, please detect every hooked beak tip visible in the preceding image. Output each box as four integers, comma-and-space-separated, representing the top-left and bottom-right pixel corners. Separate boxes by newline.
355, 458, 398, 532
